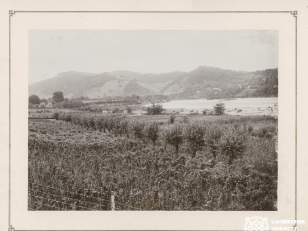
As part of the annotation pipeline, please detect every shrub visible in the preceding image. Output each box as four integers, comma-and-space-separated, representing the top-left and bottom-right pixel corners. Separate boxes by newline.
120, 119, 130, 138
129, 120, 146, 140
95, 116, 105, 132
112, 117, 122, 136
52, 112, 60, 120
183, 122, 205, 158
203, 124, 223, 159
202, 108, 210, 115
78, 115, 87, 128
219, 127, 246, 165
126, 107, 132, 114
52, 91, 64, 103
104, 115, 115, 133
65, 114, 72, 123
213, 102, 226, 115
247, 124, 253, 133
143, 122, 160, 147
169, 115, 176, 124
58, 113, 67, 121
86, 116, 96, 130
146, 104, 164, 115
29, 95, 41, 105
251, 125, 276, 139
161, 123, 183, 154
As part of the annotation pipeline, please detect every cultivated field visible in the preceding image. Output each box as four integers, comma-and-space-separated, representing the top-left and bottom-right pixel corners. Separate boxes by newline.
28, 113, 277, 211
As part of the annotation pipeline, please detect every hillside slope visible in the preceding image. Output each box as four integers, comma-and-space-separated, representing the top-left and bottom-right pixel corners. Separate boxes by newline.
29, 67, 278, 99
163, 66, 278, 99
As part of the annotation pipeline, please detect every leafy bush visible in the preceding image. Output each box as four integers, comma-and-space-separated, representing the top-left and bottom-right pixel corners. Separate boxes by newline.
58, 113, 66, 121
213, 102, 226, 115
52, 91, 64, 103
146, 104, 164, 115
218, 127, 246, 165
183, 122, 205, 158
104, 115, 115, 133
161, 123, 183, 154
52, 112, 60, 120
29, 95, 40, 105
143, 122, 160, 147
203, 124, 223, 158
119, 119, 130, 138
169, 115, 176, 124
247, 124, 253, 133
94, 116, 105, 132
251, 125, 276, 138
129, 120, 146, 140
126, 107, 132, 114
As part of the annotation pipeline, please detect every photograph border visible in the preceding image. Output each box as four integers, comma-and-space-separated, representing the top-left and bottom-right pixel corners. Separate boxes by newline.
8, 10, 297, 231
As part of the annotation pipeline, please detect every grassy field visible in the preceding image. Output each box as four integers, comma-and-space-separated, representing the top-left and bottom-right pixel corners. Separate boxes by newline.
28, 113, 277, 211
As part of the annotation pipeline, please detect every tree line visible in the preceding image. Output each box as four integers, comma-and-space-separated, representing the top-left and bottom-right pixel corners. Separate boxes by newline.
53, 112, 255, 164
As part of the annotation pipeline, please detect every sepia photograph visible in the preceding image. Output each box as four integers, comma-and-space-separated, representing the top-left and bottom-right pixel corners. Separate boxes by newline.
28, 30, 278, 211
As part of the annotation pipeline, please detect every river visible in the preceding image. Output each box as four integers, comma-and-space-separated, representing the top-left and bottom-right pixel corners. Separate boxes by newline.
148, 97, 278, 116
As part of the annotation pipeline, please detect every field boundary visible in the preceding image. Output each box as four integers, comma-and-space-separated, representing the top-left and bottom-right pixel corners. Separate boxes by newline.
28, 181, 148, 211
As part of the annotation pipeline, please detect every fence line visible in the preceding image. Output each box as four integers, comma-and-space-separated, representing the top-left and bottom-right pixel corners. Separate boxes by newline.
30, 194, 90, 209
30, 188, 111, 206
29, 182, 143, 211
29, 199, 65, 210
30, 189, 106, 209
29, 181, 109, 199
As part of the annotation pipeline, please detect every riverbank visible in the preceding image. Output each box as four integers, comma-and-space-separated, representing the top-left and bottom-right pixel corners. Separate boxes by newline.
145, 97, 278, 117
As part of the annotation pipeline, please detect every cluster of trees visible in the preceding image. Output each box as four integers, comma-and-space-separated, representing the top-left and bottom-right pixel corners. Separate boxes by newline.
145, 102, 225, 116
54, 99, 84, 109
29, 95, 49, 109
55, 112, 252, 165
29, 91, 64, 105
213, 102, 226, 115
77, 105, 133, 114
123, 94, 141, 103
52, 91, 64, 102
146, 104, 164, 115
29, 91, 85, 109
29, 95, 41, 105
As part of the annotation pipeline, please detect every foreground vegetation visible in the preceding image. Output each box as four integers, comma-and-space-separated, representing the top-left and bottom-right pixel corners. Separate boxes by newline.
28, 115, 277, 211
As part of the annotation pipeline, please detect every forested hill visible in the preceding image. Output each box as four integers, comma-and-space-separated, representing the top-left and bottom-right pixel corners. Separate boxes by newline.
29, 66, 278, 100
165, 67, 278, 100
247, 69, 278, 97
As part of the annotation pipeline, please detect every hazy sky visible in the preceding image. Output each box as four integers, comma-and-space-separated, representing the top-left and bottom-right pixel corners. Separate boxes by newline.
29, 30, 278, 84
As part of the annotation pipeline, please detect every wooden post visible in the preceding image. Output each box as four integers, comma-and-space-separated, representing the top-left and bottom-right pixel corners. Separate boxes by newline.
111, 192, 115, 211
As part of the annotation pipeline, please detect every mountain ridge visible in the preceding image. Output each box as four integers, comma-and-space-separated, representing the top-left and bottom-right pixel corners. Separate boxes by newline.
29, 66, 278, 99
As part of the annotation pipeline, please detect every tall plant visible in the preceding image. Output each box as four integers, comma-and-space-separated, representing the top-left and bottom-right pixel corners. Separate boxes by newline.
143, 122, 160, 147
183, 122, 205, 158
213, 102, 225, 115
161, 123, 183, 154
